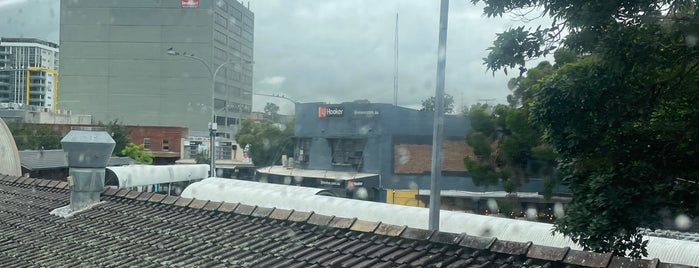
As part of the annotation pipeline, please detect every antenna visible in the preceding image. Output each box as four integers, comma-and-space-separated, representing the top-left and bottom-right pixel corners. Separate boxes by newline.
393, 13, 399, 106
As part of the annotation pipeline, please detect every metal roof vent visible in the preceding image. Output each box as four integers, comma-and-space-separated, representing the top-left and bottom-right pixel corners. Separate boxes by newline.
51, 130, 115, 217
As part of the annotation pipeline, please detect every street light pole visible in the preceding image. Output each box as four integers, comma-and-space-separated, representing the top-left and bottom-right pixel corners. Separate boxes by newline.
167, 47, 253, 177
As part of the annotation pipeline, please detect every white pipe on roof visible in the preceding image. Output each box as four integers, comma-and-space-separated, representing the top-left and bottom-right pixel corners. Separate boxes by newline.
182, 178, 699, 266
107, 164, 209, 188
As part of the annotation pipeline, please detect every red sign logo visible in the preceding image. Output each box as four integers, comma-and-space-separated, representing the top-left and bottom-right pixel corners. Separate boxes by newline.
318, 106, 344, 118
181, 0, 199, 8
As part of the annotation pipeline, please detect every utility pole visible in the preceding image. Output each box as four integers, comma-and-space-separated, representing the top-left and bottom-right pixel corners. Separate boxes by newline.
429, 0, 449, 231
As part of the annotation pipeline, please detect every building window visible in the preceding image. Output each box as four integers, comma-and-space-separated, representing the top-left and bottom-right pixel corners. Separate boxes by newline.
162, 139, 169, 151
295, 138, 312, 165
183, 141, 202, 159
143, 138, 151, 150
329, 138, 366, 169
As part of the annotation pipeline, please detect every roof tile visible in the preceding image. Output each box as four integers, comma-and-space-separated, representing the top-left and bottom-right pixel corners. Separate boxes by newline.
374, 223, 406, 237
160, 195, 179, 205
37, 179, 50, 187
490, 240, 532, 255
125, 190, 141, 199
328, 216, 355, 229
215, 202, 238, 213
114, 189, 129, 198
459, 234, 497, 250
307, 213, 334, 226
429, 231, 463, 245
563, 250, 612, 267
14, 177, 27, 184
608, 256, 653, 268
102, 188, 119, 196
136, 192, 154, 201
203, 201, 222, 211
234, 204, 256, 215
269, 208, 293, 220
24, 178, 36, 185
188, 199, 208, 209
527, 244, 569, 261
56, 181, 69, 189
288, 211, 313, 222
350, 219, 380, 233
2, 175, 18, 182
173, 197, 193, 207
400, 227, 435, 241
251, 206, 274, 218
148, 193, 167, 203
46, 180, 60, 188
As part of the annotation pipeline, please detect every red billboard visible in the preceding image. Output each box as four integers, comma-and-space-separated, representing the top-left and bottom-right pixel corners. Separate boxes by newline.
181, 0, 199, 8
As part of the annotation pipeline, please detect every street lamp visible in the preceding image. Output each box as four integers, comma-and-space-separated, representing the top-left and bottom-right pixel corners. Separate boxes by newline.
167, 47, 254, 177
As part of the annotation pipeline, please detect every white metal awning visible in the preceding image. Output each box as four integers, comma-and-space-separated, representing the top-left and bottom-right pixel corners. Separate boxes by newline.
256, 165, 378, 181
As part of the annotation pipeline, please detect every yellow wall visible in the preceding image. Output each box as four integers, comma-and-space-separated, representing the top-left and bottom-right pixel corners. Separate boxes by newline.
385, 189, 426, 208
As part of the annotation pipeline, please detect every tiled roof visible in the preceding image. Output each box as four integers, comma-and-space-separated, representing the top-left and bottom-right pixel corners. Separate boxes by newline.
0, 174, 694, 268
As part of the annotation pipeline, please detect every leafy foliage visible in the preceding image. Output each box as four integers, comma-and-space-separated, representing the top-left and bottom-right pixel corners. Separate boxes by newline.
474, 0, 699, 257
263, 102, 280, 122
420, 93, 455, 114
234, 119, 293, 166
120, 142, 153, 164
6, 121, 62, 150
97, 119, 131, 156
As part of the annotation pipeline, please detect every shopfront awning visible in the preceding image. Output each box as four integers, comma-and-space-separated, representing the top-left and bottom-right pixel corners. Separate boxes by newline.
256, 166, 377, 181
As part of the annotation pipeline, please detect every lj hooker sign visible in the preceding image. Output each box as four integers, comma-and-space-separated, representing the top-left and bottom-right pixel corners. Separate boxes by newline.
318, 106, 344, 118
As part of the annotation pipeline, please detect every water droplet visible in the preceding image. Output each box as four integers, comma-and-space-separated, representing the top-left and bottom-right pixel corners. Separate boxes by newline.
526, 208, 538, 221
354, 187, 369, 200
553, 203, 565, 218
686, 34, 698, 47
675, 214, 693, 231
486, 199, 498, 212
397, 147, 410, 165
294, 176, 303, 183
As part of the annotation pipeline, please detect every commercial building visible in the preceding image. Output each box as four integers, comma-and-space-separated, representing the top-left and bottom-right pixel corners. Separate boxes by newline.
257, 102, 474, 200
257, 102, 570, 209
0, 38, 59, 110
59, 0, 254, 136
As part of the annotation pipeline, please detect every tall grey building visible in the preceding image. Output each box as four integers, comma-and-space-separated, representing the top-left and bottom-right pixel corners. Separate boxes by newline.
59, 0, 254, 136
0, 38, 60, 110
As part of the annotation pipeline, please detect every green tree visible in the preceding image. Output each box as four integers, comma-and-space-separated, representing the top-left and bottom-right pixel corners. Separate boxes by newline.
263, 102, 280, 122
6, 121, 62, 150
474, 0, 699, 257
234, 119, 293, 166
120, 142, 153, 164
97, 119, 130, 156
420, 93, 455, 114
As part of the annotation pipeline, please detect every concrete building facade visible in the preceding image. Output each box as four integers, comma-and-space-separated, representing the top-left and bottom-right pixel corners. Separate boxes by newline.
0, 38, 60, 110
59, 0, 254, 137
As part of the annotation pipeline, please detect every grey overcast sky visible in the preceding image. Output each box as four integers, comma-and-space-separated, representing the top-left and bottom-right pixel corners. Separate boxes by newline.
0, 0, 551, 114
